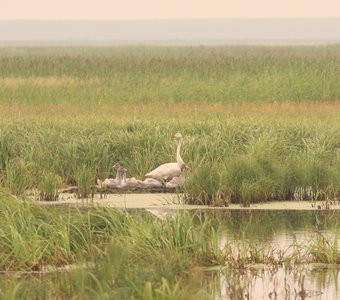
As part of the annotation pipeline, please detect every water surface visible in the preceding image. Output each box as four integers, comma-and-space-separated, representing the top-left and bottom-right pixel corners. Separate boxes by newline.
203, 210, 340, 300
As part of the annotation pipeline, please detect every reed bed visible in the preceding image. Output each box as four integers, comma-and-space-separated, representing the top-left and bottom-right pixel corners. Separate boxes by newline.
1, 109, 340, 204
0, 45, 339, 104
1, 45, 340, 299
0, 45, 340, 204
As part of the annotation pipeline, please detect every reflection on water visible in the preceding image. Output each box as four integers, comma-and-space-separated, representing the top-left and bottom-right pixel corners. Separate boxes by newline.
205, 210, 340, 300
212, 265, 339, 299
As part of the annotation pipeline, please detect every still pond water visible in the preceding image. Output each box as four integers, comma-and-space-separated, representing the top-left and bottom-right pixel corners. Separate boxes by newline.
201, 210, 340, 300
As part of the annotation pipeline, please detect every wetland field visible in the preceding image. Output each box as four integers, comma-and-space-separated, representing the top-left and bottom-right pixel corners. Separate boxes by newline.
0, 45, 340, 299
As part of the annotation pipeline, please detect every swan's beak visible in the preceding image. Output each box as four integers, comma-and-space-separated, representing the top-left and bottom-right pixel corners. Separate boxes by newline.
181, 164, 190, 171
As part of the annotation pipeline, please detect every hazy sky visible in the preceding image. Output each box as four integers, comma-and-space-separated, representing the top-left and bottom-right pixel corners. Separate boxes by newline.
2, 0, 340, 20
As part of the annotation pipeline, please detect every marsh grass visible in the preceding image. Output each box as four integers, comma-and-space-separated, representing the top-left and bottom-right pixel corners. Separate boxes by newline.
0, 193, 222, 298
308, 229, 340, 264
1, 46, 339, 104
1, 113, 340, 204
76, 166, 95, 199
1, 45, 340, 299
2, 158, 33, 196
1, 45, 340, 204
0, 196, 339, 298
37, 171, 62, 201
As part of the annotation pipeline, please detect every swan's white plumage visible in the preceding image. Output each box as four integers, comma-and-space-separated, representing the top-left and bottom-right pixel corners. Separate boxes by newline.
165, 175, 184, 189
141, 178, 164, 188
145, 162, 181, 182
99, 163, 125, 188
119, 166, 143, 188
145, 133, 185, 183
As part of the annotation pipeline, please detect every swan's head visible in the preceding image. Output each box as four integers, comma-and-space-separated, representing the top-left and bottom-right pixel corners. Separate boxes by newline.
174, 133, 182, 141
112, 163, 121, 169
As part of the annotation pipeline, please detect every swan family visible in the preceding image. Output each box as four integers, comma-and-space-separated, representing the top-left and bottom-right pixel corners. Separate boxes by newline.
97, 133, 187, 190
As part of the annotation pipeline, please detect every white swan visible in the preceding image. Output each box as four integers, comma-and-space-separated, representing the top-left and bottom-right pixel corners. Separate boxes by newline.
101, 163, 124, 188
140, 178, 164, 188
116, 165, 127, 188
165, 163, 189, 189
145, 133, 186, 183
165, 175, 184, 189
124, 175, 143, 188
114, 164, 143, 188
118, 166, 139, 188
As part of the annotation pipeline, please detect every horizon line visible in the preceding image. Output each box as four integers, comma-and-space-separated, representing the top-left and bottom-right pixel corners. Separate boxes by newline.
1, 17, 340, 21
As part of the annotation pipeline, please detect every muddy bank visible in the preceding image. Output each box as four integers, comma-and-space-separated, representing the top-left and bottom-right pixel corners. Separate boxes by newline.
36, 193, 340, 211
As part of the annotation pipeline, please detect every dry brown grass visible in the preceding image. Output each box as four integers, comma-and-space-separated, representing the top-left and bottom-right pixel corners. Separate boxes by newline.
0, 76, 99, 87
1, 101, 340, 126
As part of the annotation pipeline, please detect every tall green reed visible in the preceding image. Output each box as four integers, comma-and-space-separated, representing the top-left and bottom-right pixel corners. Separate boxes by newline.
1, 117, 340, 204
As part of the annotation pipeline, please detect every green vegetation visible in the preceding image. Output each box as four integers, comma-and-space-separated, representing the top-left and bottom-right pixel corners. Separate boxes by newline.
1, 45, 340, 299
0, 192, 339, 299
0, 45, 339, 104
1, 115, 340, 204
0, 192, 214, 299
0, 45, 339, 205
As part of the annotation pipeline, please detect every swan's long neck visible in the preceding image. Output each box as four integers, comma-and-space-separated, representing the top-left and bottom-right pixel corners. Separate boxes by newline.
121, 169, 127, 183
118, 167, 127, 184
176, 138, 185, 168
115, 169, 121, 181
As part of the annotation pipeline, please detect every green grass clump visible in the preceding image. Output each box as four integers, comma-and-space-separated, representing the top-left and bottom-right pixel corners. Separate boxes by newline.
308, 230, 340, 264
1, 158, 33, 195
37, 171, 62, 201
75, 166, 95, 199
